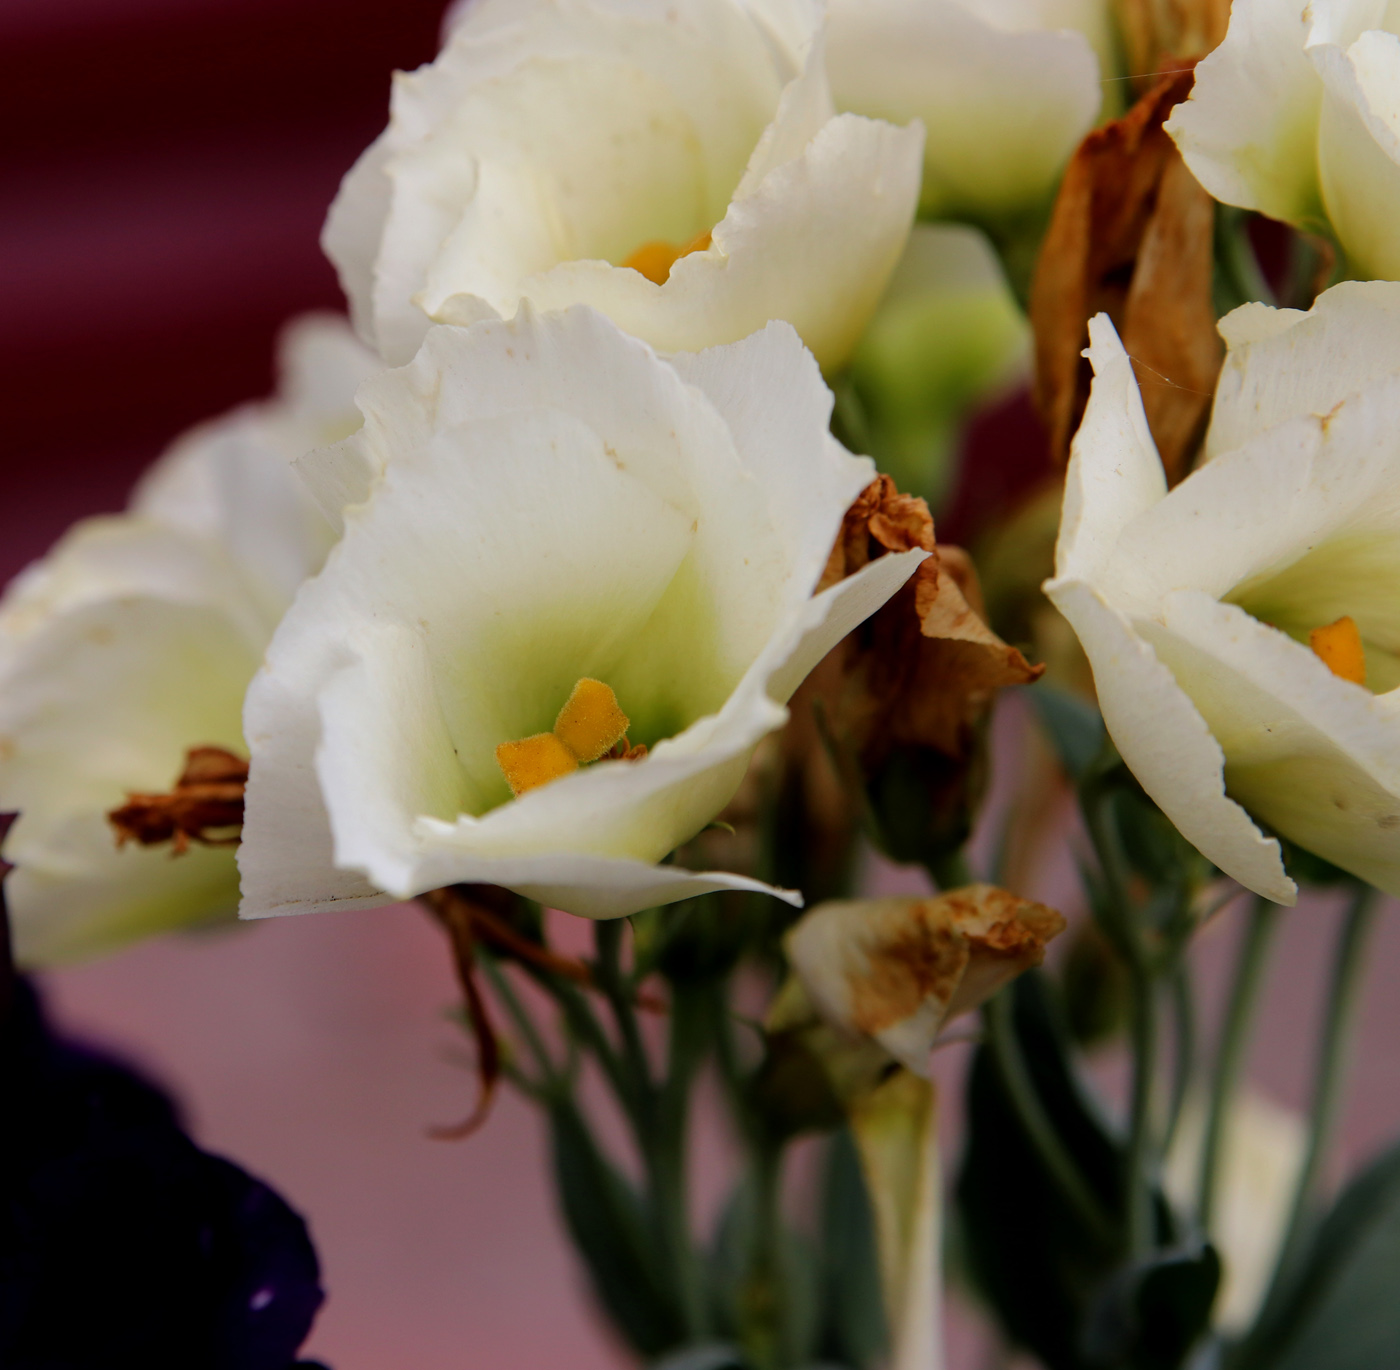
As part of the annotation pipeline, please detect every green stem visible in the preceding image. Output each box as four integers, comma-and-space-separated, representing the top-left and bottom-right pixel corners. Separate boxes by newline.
1199, 897, 1281, 1231
1251, 886, 1379, 1340
986, 988, 1117, 1246
595, 920, 656, 1109
1125, 962, 1159, 1256
1163, 961, 1196, 1157
479, 953, 560, 1090
927, 846, 975, 893
652, 982, 711, 1342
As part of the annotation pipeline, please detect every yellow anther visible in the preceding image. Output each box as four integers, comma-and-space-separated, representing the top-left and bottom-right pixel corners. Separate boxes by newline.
621, 230, 712, 285
1309, 615, 1367, 685
554, 678, 631, 763
496, 733, 579, 797
496, 679, 638, 796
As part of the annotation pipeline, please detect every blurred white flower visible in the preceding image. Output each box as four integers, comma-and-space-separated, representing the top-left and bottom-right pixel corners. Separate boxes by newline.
1045, 283, 1400, 904
1167, 0, 1400, 280
237, 307, 925, 923
825, 0, 1109, 223
1164, 1090, 1305, 1334
847, 222, 1031, 503
0, 317, 377, 966
323, 0, 923, 372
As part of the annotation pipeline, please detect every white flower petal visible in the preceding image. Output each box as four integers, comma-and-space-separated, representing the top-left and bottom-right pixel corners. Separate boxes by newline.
1165, 0, 1324, 225
1044, 579, 1295, 901
473, 112, 923, 373
1310, 24, 1400, 280
1140, 593, 1400, 894
1209, 282, 1400, 457
1053, 314, 1166, 586
827, 0, 1101, 219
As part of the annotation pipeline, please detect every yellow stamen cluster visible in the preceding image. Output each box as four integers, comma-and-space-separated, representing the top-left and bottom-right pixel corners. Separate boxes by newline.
1309, 615, 1367, 685
496, 678, 638, 797
621, 230, 713, 286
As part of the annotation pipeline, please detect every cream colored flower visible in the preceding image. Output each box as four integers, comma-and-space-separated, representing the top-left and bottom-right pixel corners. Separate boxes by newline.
1167, 0, 1400, 280
236, 307, 925, 922
1045, 283, 1400, 903
323, 0, 923, 372
825, 0, 1109, 222
0, 317, 377, 966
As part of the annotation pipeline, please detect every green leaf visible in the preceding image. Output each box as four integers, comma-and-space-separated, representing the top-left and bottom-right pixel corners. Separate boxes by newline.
1030, 685, 1105, 784
1082, 1242, 1221, 1370
816, 1128, 888, 1370
956, 972, 1126, 1370
708, 1172, 823, 1370
1241, 1138, 1400, 1370
548, 1098, 684, 1357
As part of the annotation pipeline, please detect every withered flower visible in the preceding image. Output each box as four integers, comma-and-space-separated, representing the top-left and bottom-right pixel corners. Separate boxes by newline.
778, 885, 1066, 1077
793, 476, 1042, 868
1031, 65, 1222, 485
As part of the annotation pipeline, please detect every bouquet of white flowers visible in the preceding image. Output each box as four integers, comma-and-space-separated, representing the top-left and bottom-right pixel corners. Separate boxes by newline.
5, 0, 1399, 1367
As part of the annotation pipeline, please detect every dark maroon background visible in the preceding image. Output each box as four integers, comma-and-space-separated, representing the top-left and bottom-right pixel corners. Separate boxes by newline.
0, 0, 447, 587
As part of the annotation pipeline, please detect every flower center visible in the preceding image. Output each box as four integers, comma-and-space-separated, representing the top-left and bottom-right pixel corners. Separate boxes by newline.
621, 230, 713, 285
1309, 615, 1366, 685
495, 678, 647, 796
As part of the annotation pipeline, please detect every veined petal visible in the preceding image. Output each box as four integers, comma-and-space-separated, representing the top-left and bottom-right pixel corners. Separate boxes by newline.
1165, 0, 1324, 225
827, 0, 1101, 220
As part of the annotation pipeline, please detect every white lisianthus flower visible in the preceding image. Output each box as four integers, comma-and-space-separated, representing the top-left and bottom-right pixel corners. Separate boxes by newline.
1167, 0, 1400, 280
323, 0, 924, 372
825, 0, 1109, 223
1045, 283, 1400, 904
236, 307, 925, 922
0, 317, 378, 966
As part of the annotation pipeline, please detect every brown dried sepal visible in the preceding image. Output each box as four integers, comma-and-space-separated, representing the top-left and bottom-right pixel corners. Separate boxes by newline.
1030, 64, 1222, 485
108, 746, 248, 856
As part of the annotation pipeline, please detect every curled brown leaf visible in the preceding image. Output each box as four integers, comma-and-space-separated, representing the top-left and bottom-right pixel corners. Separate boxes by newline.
1031, 65, 1222, 485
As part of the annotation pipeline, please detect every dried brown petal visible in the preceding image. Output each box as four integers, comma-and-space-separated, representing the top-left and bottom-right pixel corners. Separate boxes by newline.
1031, 65, 1222, 484
107, 746, 248, 856
782, 885, 1067, 1076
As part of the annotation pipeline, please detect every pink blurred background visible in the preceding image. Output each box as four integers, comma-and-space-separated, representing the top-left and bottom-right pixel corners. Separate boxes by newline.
4, 3, 1399, 1366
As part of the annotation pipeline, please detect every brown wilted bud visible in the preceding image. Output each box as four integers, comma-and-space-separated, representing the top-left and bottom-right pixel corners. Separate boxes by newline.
791, 478, 1042, 868
107, 746, 248, 855
1031, 65, 1222, 486
778, 885, 1066, 1078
